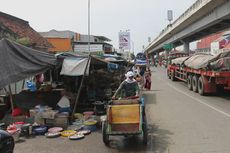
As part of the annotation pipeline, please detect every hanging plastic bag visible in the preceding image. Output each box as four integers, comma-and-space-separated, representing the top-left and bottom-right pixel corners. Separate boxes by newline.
26, 80, 36, 92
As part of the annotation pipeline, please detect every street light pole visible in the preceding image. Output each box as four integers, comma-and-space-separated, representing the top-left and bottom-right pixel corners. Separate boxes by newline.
88, 0, 90, 52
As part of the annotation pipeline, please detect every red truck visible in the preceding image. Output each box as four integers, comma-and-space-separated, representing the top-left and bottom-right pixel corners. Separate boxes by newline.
167, 55, 230, 95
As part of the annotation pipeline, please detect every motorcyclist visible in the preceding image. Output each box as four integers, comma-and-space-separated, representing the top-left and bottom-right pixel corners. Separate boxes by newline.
112, 71, 140, 99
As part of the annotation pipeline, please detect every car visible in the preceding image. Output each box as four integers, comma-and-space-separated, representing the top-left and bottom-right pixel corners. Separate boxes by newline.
0, 130, 15, 153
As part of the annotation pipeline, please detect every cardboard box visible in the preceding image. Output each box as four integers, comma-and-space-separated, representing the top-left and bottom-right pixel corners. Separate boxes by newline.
34, 115, 45, 125
41, 110, 58, 119
45, 114, 69, 129
29, 109, 38, 117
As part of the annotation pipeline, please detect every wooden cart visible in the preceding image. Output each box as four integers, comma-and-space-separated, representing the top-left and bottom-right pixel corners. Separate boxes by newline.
102, 98, 147, 146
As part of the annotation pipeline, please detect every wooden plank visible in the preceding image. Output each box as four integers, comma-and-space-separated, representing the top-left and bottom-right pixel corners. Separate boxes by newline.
109, 104, 140, 124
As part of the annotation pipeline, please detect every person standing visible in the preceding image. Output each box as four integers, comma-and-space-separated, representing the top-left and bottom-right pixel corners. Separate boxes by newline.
144, 67, 151, 90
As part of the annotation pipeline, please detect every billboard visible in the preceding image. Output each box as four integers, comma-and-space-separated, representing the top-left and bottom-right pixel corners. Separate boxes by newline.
74, 44, 103, 52
167, 10, 173, 22
119, 31, 130, 50
74, 44, 104, 56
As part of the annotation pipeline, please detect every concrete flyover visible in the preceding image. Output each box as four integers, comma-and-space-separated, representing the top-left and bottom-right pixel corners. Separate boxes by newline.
145, 0, 230, 56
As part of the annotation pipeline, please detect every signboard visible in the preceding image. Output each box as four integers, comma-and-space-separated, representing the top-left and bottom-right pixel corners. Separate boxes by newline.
163, 43, 174, 50
74, 44, 104, 56
167, 10, 173, 22
74, 44, 103, 52
119, 31, 130, 50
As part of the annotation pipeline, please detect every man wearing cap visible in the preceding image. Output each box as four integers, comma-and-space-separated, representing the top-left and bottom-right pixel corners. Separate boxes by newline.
112, 71, 140, 99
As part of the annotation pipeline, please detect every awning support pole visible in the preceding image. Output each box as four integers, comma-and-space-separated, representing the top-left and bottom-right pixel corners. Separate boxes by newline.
8, 85, 14, 112
72, 55, 91, 120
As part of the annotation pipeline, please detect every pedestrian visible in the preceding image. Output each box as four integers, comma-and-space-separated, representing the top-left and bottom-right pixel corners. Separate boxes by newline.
144, 67, 151, 90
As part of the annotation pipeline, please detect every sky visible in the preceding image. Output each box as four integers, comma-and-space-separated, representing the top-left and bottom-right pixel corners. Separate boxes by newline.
0, 0, 197, 54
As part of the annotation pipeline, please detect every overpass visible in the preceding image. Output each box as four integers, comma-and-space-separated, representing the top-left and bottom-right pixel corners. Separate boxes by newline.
145, 0, 230, 57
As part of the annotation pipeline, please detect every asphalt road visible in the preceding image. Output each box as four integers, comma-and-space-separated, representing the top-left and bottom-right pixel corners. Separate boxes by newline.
14, 66, 230, 153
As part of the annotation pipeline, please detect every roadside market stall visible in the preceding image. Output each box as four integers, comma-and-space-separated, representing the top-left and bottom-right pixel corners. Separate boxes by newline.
0, 38, 57, 120
56, 52, 128, 116
0, 38, 60, 129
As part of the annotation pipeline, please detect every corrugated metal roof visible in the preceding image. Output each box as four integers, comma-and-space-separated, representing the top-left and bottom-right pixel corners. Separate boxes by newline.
0, 11, 52, 49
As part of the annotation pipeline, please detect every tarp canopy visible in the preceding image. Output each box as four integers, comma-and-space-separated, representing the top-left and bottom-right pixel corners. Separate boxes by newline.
57, 52, 122, 76
60, 58, 90, 76
171, 56, 189, 65
172, 51, 230, 71
0, 39, 57, 89
184, 54, 213, 69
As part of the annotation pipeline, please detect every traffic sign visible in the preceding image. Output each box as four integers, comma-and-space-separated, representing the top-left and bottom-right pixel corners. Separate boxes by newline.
163, 43, 174, 50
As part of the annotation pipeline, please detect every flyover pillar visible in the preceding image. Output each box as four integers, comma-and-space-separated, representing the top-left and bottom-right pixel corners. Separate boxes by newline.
156, 52, 160, 65
151, 53, 155, 65
183, 41, 190, 54
165, 50, 169, 66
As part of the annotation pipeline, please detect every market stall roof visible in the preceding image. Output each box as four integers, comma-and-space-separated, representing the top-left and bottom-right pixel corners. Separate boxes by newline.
60, 58, 90, 76
0, 39, 57, 89
55, 51, 89, 59
57, 52, 123, 76
58, 54, 109, 76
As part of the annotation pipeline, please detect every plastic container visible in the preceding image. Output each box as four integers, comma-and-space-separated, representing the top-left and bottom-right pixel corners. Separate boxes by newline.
45, 132, 60, 138
83, 111, 94, 121
83, 119, 97, 132
74, 113, 83, 119
12, 131, 20, 142
48, 127, 63, 133
32, 126, 47, 135
61, 130, 76, 137
93, 101, 106, 114
83, 111, 94, 116
69, 133, 84, 140
83, 125, 97, 132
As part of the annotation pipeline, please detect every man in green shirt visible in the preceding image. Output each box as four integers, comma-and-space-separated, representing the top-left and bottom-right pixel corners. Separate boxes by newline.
112, 71, 140, 99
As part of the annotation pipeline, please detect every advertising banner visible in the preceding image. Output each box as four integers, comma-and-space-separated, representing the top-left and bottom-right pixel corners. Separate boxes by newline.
119, 31, 130, 50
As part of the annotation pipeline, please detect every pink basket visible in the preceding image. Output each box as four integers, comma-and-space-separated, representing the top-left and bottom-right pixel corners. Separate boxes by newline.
83, 111, 94, 116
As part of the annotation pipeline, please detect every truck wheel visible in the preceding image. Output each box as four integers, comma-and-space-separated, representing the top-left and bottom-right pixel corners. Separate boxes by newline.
102, 121, 109, 146
171, 71, 176, 81
198, 77, 205, 95
192, 75, 198, 92
187, 75, 192, 90
167, 70, 171, 79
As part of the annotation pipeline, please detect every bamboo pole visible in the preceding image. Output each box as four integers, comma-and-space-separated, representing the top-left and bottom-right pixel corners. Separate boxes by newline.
8, 85, 14, 112
15, 83, 17, 94
71, 55, 91, 120
22, 79, 25, 90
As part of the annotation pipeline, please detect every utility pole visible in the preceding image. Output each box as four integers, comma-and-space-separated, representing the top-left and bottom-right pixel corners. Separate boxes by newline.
88, 0, 90, 52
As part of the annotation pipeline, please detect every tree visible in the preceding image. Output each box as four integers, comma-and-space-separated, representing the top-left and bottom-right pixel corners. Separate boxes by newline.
130, 52, 135, 60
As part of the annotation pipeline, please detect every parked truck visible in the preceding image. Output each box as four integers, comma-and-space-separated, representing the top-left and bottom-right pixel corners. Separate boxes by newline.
167, 51, 230, 95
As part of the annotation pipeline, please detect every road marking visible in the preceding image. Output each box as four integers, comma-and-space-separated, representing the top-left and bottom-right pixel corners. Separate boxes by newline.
157, 76, 230, 118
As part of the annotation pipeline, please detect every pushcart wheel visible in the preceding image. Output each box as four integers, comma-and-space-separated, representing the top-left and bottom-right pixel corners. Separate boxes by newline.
142, 115, 148, 145
102, 121, 109, 145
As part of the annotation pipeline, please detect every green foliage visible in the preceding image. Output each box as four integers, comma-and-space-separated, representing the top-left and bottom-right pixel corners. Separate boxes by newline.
16, 37, 31, 46
130, 53, 135, 60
